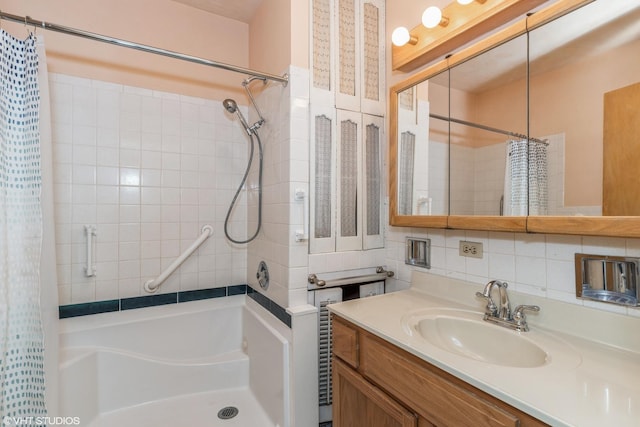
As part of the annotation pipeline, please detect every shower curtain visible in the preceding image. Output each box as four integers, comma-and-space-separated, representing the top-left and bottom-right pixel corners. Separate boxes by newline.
0, 28, 56, 420
503, 139, 548, 216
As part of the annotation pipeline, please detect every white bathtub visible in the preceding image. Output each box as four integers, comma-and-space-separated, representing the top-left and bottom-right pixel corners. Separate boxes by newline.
59, 295, 290, 427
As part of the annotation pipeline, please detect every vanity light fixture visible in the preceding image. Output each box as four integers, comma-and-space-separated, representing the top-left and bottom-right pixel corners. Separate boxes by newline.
392, 26, 418, 47
391, 0, 545, 72
422, 6, 450, 29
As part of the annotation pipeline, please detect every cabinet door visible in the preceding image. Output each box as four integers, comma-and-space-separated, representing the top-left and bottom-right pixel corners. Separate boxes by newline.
360, 0, 385, 116
310, 106, 337, 254
333, 358, 417, 427
335, 0, 361, 111
336, 109, 363, 251
311, 0, 335, 105
363, 113, 384, 249
360, 334, 521, 427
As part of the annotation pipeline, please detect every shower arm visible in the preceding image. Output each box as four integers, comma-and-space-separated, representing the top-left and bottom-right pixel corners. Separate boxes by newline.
243, 77, 267, 129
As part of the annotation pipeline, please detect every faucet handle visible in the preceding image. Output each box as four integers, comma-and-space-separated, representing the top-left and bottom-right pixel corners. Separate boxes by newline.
513, 304, 540, 319
512, 305, 540, 331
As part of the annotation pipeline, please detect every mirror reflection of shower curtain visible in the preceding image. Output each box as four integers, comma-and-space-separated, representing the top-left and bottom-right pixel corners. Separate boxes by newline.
503, 139, 548, 216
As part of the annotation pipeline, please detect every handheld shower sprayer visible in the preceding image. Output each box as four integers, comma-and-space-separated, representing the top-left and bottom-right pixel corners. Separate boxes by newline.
222, 98, 253, 135
221, 77, 270, 244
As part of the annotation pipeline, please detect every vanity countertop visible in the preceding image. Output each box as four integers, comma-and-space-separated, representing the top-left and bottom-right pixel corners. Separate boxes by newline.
328, 272, 640, 427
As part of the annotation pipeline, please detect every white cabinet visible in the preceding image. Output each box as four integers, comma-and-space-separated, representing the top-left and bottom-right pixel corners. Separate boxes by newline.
310, 0, 385, 254
334, 0, 385, 115
309, 109, 384, 253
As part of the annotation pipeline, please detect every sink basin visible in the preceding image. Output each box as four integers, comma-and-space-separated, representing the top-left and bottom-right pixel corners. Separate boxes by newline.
410, 310, 549, 368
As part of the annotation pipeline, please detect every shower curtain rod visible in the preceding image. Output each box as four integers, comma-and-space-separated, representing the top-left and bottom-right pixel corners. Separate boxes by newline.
0, 11, 289, 86
430, 113, 548, 145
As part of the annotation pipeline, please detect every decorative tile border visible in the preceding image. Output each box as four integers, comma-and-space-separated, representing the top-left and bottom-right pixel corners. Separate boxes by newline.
247, 286, 292, 327
58, 284, 291, 329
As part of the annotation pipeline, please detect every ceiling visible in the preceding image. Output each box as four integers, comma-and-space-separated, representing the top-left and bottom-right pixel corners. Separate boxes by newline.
172, 0, 263, 23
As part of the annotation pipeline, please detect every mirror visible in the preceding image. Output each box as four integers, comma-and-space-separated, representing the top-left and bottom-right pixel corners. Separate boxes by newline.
448, 33, 528, 216
390, 0, 640, 237
529, 0, 640, 216
396, 70, 449, 216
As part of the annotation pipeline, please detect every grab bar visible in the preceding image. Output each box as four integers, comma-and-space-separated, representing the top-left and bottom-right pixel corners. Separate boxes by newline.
84, 225, 97, 277
294, 188, 308, 242
308, 266, 394, 289
144, 224, 214, 293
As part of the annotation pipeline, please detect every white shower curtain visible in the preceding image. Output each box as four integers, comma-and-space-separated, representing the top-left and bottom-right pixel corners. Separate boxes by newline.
503, 139, 548, 216
0, 28, 56, 420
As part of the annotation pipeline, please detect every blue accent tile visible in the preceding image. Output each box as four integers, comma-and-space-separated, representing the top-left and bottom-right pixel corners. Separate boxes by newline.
247, 286, 291, 328
178, 287, 226, 302
269, 303, 292, 328
228, 284, 247, 296
58, 284, 283, 323
248, 288, 270, 311
121, 293, 177, 310
59, 300, 119, 319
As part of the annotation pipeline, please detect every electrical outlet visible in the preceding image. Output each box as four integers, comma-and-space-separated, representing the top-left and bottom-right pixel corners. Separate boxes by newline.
459, 241, 483, 258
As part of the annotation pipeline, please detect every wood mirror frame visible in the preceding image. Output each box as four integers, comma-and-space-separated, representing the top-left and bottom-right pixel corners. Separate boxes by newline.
388, 0, 640, 238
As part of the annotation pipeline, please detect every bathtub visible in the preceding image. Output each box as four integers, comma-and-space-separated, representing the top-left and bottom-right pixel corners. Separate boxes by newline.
58, 295, 290, 427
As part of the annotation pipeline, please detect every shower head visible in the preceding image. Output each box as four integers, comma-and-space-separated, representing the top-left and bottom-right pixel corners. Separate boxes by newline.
222, 98, 252, 135
223, 98, 238, 114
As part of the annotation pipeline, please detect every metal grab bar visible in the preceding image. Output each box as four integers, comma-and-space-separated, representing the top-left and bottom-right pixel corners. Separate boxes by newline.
308, 266, 394, 289
144, 224, 213, 293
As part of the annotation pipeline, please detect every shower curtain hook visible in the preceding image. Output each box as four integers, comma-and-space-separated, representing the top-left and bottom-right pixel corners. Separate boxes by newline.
25, 15, 33, 36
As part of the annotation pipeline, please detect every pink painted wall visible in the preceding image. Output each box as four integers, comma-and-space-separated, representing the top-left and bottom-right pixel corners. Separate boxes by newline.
3, 0, 249, 100
249, 0, 308, 79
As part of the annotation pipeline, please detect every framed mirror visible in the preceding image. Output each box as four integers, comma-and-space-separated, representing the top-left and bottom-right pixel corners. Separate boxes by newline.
389, 0, 640, 237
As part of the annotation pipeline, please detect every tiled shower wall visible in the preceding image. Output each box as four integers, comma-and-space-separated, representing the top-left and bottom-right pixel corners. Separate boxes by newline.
51, 73, 249, 304
245, 66, 312, 308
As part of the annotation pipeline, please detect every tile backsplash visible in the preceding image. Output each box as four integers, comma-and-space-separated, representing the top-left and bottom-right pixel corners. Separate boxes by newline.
51, 73, 248, 304
385, 226, 640, 318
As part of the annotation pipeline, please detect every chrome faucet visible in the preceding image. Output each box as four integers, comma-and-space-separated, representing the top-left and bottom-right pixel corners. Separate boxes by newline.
476, 280, 540, 332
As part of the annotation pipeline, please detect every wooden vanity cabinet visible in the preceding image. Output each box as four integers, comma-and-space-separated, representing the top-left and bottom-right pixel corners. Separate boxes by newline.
331, 315, 549, 427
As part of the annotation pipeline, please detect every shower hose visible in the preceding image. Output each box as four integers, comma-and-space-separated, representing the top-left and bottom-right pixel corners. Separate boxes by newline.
224, 131, 264, 244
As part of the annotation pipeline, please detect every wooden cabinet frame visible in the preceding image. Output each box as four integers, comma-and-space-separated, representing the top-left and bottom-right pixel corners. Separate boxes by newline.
389, 0, 640, 238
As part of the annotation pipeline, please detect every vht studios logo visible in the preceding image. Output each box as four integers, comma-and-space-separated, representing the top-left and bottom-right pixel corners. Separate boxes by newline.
2, 417, 81, 426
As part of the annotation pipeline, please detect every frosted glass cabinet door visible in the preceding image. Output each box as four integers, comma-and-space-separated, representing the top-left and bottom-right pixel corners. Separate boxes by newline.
336, 109, 363, 251
335, 0, 361, 111
360, 0, 385, 116
310, 107, 338, 254
311, 0, 335, 106
335, 0, 385, 114
363, 114, 384, 249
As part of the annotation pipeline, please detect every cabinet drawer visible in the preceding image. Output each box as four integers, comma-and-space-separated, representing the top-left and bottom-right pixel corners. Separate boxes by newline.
360, 333, 520, 427
332, 315, 359, 368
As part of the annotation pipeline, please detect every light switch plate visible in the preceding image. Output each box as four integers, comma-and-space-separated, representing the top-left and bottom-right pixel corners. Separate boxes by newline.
459, 241, 483, 258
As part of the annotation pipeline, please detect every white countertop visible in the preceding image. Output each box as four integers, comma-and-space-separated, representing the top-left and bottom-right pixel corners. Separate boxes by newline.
328, 271, 640, 427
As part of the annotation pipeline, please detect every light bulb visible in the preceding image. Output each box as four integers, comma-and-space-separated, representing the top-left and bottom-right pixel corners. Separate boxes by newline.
392, 27, 411, 47
422, 6, 446, 29
457, 0, 473, 4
